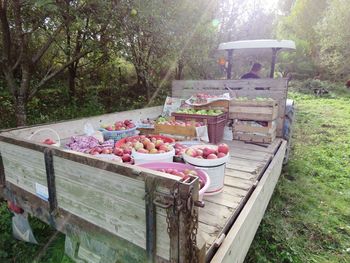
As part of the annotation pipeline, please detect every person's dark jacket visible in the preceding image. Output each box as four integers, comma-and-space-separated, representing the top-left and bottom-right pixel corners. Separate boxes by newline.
241, 72, 260, 79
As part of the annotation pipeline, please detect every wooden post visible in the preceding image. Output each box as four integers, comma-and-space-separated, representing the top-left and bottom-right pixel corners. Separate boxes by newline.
226, 50, 233, 80
270, 48, 280, 78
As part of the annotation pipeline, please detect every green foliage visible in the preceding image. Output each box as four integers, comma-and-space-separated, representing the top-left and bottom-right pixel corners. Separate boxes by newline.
246, 86, 350, 263
316, 0, 350, 80
0, 202, 73, 262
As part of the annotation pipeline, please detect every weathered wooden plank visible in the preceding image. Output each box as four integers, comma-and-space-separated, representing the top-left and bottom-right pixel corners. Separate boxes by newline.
3, 182, 166, 263
225, 163, 259, 174
210, 140, 287, 263
224, 170, 258, 181
227, 139, 282, 154
228, 150, 271, 162
203, 190, 243, 208
54, 157, 146, 205
224, 176, 253, 191
198, 201, 236, 228
0, 142, 47, 196
53, 156, 171, 259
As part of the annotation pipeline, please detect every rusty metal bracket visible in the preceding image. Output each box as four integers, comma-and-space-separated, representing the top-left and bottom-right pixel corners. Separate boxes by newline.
44, 148, 57, 215
153, 190, 175, 209
145, 177, 158, 263
0, 151, 5, 188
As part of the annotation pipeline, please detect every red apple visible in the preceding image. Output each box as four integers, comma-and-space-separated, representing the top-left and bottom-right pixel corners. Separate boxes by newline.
102, 148, 110, 154
217, 152, 226, 158
218, 143, 229, 154
43, 138, 55, 145
122, 154, 131, 162
196, 149, 203, 157
137, 148, 149, 153
159, 144, 170, 152
146, 142, 156, 151
113, 147, 124, 156
207, 153, 218, 159
202, 147, 212, 157
134, 141, 144, 151
185, 148, 197, 157
149, 148, 158, 154
123, 148, 132, 155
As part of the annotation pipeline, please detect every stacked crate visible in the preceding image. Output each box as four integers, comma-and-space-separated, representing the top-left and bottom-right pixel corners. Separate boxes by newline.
230, 99, 278, 143
154, 117, 197, 140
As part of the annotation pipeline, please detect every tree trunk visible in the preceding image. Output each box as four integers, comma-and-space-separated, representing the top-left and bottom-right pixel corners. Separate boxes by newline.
15, 95, 27, 126
175, 59, 184, 80
68, 65, 76, 99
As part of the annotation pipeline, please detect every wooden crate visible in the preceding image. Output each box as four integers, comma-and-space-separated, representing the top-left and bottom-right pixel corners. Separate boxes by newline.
137, 127, 155, 135
154, 118, 197, 139
233, 131, 276, 144
193, 100, 230, 112
229, 99, 278, 121
230, 99, 278, 144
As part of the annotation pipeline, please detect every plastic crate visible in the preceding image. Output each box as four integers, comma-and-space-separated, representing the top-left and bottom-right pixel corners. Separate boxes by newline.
171, 112, 228, 144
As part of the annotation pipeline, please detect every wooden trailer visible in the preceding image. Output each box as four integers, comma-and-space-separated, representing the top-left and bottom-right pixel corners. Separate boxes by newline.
0, 78, 289, 263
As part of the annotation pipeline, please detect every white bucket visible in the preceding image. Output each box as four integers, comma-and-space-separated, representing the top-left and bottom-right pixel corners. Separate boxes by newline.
132, 148, 175, 165
182, 145, 229, 195
194, 164, 226, 195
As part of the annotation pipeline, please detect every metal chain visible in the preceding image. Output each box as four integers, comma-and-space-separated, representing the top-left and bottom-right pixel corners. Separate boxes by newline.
188, 186, 199, 263
164, 182, 199, 263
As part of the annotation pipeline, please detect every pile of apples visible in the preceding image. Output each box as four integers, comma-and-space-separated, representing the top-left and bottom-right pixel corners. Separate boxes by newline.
157, 168, 205, 188
176, 108, 223, 116
174, 143, 188, 157
185, 143, 229, 159
157, 118, 204, 127
116, 135, 174, 156
101, 119, 136, 131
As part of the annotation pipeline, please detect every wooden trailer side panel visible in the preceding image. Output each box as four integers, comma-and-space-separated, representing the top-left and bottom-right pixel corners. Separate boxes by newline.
53, 156, 170, 259
0, 141, 47, 196
210, 140, 286, 263
172, 78, 288, 137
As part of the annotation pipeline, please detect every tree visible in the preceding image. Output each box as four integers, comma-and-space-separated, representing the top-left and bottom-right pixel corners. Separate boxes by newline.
0, 0, 111, 125
316, 0, 350, 80
276, 0, 327, 76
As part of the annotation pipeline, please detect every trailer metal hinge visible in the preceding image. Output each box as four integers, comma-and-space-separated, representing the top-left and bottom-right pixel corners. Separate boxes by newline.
214, 233, 226, 248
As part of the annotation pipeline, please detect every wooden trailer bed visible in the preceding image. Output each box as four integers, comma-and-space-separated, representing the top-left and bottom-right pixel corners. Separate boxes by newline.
0, 78, 289, 262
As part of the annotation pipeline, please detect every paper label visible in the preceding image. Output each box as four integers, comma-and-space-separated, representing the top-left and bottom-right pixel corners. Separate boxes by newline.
35, 183, 49, 201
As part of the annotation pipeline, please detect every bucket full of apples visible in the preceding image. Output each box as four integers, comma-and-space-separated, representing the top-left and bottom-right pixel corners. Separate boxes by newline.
137, 162, 210, 201
100, 119, 137, 141
115, 135, 176, 164
182, 143, 230, 195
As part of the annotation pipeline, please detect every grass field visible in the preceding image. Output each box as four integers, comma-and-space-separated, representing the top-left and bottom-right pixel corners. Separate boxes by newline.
1, 83, 349, 262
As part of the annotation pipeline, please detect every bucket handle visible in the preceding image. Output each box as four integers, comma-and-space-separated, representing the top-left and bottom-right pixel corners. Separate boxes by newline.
28, 128, 61, 147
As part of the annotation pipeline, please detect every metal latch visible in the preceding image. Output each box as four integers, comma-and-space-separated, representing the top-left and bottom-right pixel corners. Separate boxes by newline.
153, 191, 175, 209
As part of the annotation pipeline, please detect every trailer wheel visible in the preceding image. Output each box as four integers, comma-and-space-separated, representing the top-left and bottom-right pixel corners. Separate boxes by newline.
283, 99, 295, 164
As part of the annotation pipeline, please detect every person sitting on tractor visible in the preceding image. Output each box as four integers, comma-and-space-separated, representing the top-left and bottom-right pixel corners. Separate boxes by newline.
241, 62, 262, 79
